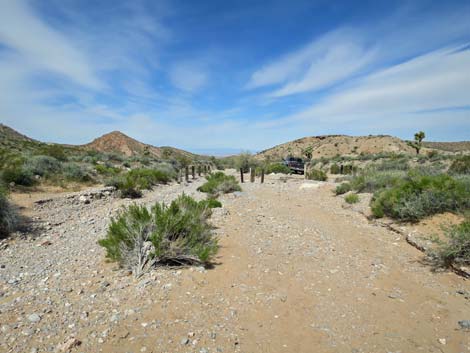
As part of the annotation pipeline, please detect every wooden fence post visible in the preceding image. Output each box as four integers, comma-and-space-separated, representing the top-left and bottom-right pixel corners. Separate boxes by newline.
185, 166, 189, 182
240, 168, 244, 183
197, 165, 202, 176
250, 168, 255, 183
191, 165, 195, 179
261, 169, 265, 184
304, 162, 308, 179
178, 169, 182, 183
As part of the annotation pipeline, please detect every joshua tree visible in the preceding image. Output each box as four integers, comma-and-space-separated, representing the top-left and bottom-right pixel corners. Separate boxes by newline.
408, 131, 425, 154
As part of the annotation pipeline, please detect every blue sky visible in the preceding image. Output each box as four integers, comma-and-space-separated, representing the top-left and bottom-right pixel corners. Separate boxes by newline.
0, 0, 469, 154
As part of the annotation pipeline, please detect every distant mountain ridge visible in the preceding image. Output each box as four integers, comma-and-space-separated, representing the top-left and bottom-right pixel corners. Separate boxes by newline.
0, 124, 197, 160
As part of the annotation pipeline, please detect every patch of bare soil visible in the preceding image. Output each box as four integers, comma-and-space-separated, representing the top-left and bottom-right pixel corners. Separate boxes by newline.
1, 172, 469, 353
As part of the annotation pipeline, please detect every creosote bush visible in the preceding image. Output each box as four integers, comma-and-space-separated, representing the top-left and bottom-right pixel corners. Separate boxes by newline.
264, 163, 291, 174
430, 219, 470, 268
306, 169, 327, 181
197, 172, 241, 196
371, 173, 470, 222
98, 195, 218, 277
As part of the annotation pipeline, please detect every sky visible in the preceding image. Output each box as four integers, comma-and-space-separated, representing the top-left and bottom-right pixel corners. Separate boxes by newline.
0, 0, 469, 154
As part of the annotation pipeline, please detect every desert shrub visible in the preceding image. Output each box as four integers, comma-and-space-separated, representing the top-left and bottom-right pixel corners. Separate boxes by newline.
95, 164, 120, 175
430, 219, 470, 267
62, 163, 93, 182
0, 188, 19, 238
330, 163, 341, 174
345, 193, 359, 204
197, 172, 241, 196
375, 158, 409, 171
38, 144, 68, 161
342, 164, 357, 175
335, 182, 352, 195
117, 177, 143, 199
23, 155, 61, 177
350, 170, 404, 193
265, 163, 291, 174
98, 195, 218, 276
200, 198, 222, 209
1, 166, 36, 186
235, 152, 258, 173
306, 169, 327, 181
127, 168, 172, 189
448, 156, 470, 175
371, 173, 470, 221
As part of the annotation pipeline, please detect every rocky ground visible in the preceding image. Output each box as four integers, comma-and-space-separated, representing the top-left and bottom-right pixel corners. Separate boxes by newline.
0, 172, 469, 353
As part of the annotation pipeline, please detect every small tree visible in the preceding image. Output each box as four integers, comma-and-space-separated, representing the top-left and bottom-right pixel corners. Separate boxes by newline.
302, 146, 313, 160
408, 131, 425, 154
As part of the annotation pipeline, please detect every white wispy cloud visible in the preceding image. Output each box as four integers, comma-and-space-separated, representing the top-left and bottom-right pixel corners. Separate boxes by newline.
0, 0, 101, 89
256, 45, 470, 128
169, 61, 209, 92
247, 6, 470, 98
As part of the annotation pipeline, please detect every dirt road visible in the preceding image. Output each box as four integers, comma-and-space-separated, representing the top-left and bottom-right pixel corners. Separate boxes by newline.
1, 173, 469, 353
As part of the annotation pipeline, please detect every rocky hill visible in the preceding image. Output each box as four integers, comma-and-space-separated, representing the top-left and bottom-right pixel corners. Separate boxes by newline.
83, 131, 197, 159
257, 135, 421, 160
0, 124, 37, 144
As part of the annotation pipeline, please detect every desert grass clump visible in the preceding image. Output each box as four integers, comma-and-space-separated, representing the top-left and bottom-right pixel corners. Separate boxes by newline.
430, 219, 470, 268
345, 193, 359, 204
98, 195, 218, 277
350, 170, 405, 193
197, 172, 241, 196
335, 182, 352, 195
306, 169, 327, 181
371, 173, 470, 222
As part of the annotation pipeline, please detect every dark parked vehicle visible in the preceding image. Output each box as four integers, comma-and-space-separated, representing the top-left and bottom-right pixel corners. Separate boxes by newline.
283, 157, 305, 174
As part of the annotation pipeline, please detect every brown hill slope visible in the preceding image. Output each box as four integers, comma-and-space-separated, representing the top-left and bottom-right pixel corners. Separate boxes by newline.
257, 135, 418, 160
422, 141, 470, 152
0, 123, 37, 144
83, 131, 196, 159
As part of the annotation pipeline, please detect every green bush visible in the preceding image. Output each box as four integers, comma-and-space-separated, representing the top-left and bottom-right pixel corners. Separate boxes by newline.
62, 163, 93, 182
23, 155, 61, 177
265, 163, 291, 174
1, 166, 36, 186
98, 195, 218, 276
431, 219, 470, 267
448, 156, 470, 175
127, 168, 173, 189
198, 172, 241, 196
0, 188, 18, 238
350, 170, 404, 193
371, 173, 470, 221
117, 177, 143, 199
235, 152, 258, 173
375, 158, 409, 171
38, 144, 68, 161
95, 164, 120, 175
345, 193, 359, 204
306, 169, 327, 181
335, 182, 352, 195
330, 163, 341, 174
200, 198, 222, 209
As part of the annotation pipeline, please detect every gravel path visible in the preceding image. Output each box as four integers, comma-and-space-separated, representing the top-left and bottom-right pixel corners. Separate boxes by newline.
1, 173, 469, 353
